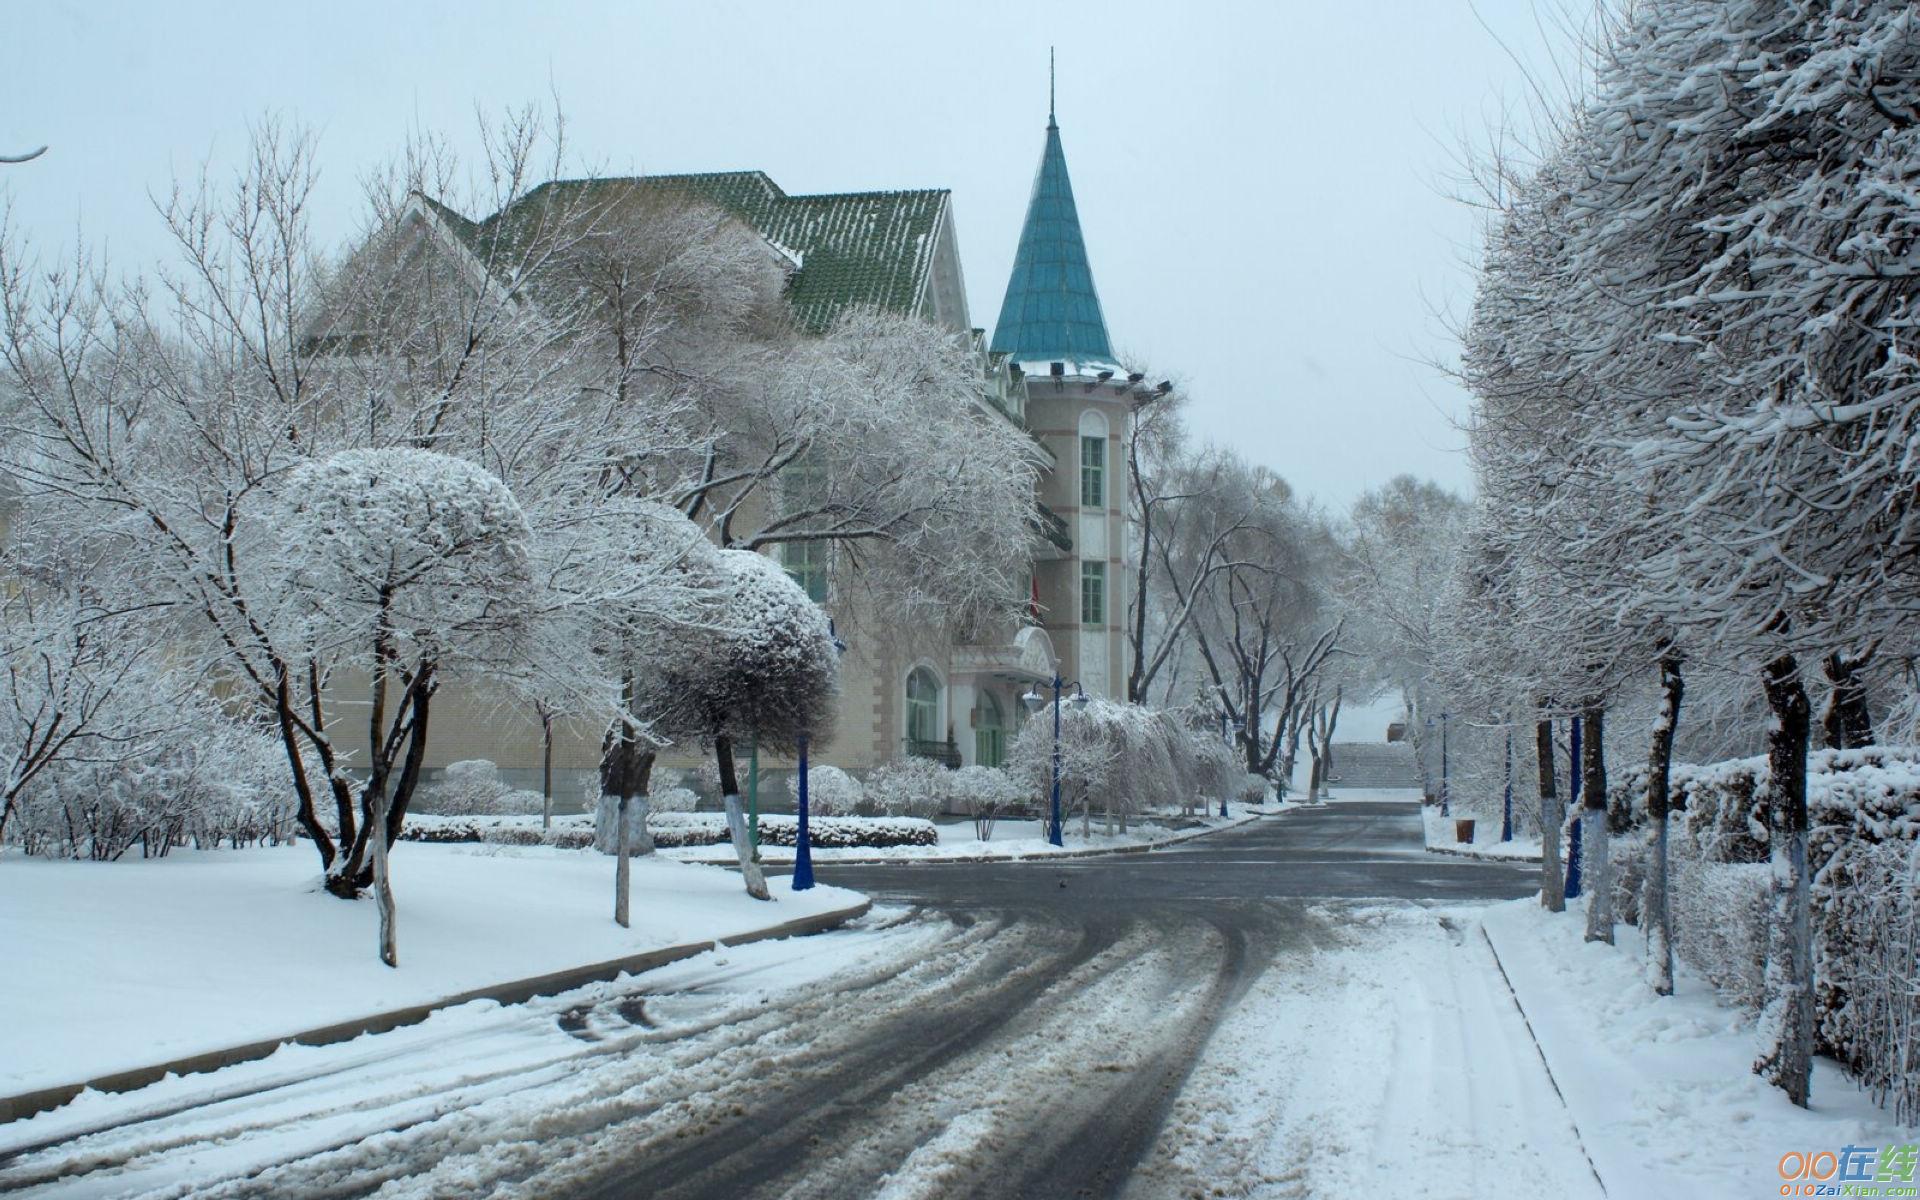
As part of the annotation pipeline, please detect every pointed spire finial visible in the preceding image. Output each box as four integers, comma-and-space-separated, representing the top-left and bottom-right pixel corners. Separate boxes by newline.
1049, 47, 1056, 128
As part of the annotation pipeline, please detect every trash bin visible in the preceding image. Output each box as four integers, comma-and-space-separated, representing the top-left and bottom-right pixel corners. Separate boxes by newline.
1455, 819, 1476, 844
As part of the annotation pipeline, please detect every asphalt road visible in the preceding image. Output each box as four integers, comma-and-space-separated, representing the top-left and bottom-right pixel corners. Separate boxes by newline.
4, 798, 1542, 1200
561, 798, 1540, 1200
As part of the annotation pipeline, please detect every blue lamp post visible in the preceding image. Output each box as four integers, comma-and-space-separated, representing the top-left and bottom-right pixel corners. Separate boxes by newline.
1022, 676, 1087, 847
793, 620, 848, 893
1440, 711, 1451, 817
793, 734, 815, 891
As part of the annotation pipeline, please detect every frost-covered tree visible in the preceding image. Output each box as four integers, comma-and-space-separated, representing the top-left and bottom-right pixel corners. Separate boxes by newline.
0, 584, 174, 849
262, 448, 535, 962
625, 548, 839, 901
1338, 475, 1470, 797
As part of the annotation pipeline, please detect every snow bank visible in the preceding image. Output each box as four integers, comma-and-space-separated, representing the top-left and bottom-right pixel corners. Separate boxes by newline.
1483, 897, 1910, 1197
1422, 803, 1543, 860
0, 843, 862, 1097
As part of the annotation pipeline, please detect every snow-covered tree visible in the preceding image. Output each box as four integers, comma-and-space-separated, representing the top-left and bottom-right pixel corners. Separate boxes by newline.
624, 548, 839, 901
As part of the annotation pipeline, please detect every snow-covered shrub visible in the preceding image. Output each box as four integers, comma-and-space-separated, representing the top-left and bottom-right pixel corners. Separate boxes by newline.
865, 757, 949, 818
949, 765, 1023, 840
11, 710, 295, 860
418, 760, 519, 816
1008, 699, 1205, 833
1184, 733, 1241, 813
787, 764, 863, 817
648, 785, 700, 814
1238, 774, 1271, 806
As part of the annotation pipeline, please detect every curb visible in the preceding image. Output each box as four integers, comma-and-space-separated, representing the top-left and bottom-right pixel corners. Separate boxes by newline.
670, 810, 1280, 868
1479, 922, 1609, 1196
1426, 844, 1544, 864
0, 899, 870, 1126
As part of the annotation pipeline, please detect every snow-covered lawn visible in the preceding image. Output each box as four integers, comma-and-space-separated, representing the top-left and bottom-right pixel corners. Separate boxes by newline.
658, 807, 1283, 864
1483, 897, 1910, 1198
0, 843, 862, 1098
1423, 801, 1543, 860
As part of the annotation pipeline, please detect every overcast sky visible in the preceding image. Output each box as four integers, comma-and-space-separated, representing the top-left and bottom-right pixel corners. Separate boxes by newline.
4, 1, 1572, 513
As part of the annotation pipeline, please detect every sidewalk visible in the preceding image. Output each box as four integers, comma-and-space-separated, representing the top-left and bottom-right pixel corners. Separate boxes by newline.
0, 843, 866, 1122
1480, 897, 1908, 1197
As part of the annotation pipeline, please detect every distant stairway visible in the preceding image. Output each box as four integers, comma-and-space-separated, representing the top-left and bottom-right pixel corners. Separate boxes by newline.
1325, 743, 1420, 790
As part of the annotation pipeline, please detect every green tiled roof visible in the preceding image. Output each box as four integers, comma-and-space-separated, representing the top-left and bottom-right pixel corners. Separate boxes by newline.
989, 118, 1116, 367
456, 172, 950, 333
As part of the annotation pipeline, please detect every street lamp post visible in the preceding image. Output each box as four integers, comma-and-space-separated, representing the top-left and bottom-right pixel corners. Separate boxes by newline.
1023, 675, 1087, 847
793, 620, 848, 892
1440, 712, 1451, 817
793, 734, 814, 891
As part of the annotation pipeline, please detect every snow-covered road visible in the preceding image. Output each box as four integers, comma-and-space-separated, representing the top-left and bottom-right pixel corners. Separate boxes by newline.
2, 797, 1584, 1199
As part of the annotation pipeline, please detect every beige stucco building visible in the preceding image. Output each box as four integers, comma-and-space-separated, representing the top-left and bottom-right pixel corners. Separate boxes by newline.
364, 103, 1154, 808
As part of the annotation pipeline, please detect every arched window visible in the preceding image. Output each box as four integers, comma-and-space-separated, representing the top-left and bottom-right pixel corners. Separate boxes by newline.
974, 691, 1006, 768
906, 667, 942, 748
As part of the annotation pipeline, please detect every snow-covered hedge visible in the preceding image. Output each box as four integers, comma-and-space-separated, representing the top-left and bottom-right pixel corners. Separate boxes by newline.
1607, 747, 1920, 1116
647, 812, 936, 850
787, 764, 863, 817
397, 811, 934, 851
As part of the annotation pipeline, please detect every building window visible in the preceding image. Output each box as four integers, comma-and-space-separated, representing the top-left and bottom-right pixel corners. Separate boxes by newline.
974, 691, 1006, 768
1081, 561, 1106, 626
906, 666, 942, 747
781, 540, 829, 603
1080, 436, 1105, 508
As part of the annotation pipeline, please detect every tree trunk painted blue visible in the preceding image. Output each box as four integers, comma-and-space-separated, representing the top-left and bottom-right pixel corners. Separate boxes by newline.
793, 734, 814, 891
1564, 717, 1584, 899
1502, 730, 1514, 842
1440, 713, 1450, 816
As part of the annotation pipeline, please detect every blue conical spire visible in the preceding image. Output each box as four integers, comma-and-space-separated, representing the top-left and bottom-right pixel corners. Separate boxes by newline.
990, 99, 1115, 369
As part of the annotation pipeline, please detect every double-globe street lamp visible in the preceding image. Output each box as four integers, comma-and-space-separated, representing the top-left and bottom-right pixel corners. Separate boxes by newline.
1022, 675, 1088, 847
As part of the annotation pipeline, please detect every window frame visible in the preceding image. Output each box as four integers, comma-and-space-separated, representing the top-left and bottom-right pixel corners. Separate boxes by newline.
1079, 435, 1106, 509
1081, 560, 1106, 626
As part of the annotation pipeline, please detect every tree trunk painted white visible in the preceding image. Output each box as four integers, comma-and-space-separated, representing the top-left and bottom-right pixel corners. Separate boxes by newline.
723, 793, 770, 901
369, 787, 397, 968
594, 792, 653, 856
1645, 654, 1683, 995
615, 794, 631, 928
